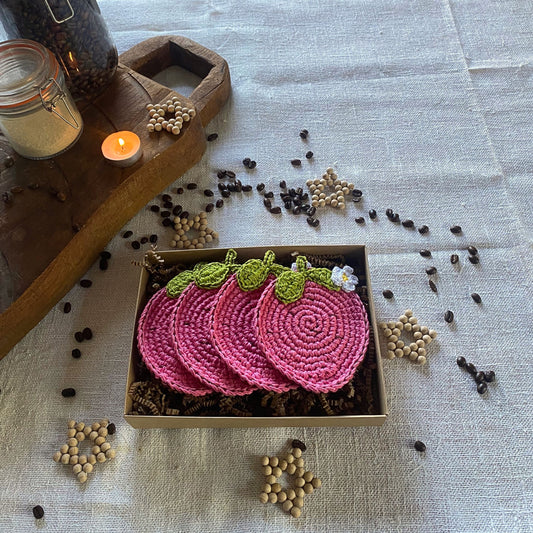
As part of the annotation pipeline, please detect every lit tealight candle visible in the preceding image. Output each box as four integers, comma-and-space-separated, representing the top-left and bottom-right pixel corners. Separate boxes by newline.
101, 131, 142, 167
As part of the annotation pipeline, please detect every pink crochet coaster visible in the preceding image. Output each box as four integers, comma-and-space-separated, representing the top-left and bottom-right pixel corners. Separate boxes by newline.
173, 283, 257, 396
210, 274, 298, 393
137, 288, 214, 396
256, 279, 369, 393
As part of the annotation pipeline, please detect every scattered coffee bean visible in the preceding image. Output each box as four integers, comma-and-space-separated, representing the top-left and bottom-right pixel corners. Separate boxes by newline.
32, 505, 44, 519
204, 189, 214, 197
307, 216, 319, 227
140, 237, 148, 244
270, 206, 282, 214
256, 183, 265, 193
291, 159, 302, 166
368, 209, 377, 219
414, 441, 426, 452
181, 211, 190, 220
205, 203, 214, 212
162, 218, 172, 227
484, 370, 495, 382
61, 388, 76, 398
352, 189, 363, 198
444, 310, 454, 323
28, 182, 40, 190
122, 230, 133, 238
382, 290, 394, 299
99, 258, 108, 270
242, 158, 251, 167
299, 129, 308, 139
221, 190, 231, 198
131, 241, 141, 249
385, 208, 393, 218
4, 156, 14, 168
63, 302, 72, 313
474, 371, 486, 384
355, 217, 365, 224
428, 280, 438, 293
74, 332, 84, 343
450, 225, 462, 234
163, 201, 173, 210
217, 170, 227, 179
264, 199, 272, 209
207, 133, 218, 141
161, 194, 172, 202
264, 191, 274, 199
456, 356, 467, 367
402, 219, 414, 228
176, 187, 184, 194
305, 151, 313, 159
465, 362, 477, 375
307, 206, 316, 216
242, 184, 252, 192
426, 266, 437, 275
172, 205, 183, 217
215, 199, 224, 208
56, 191, 67, 202
418, 225, 429, 234
279, 180, 287, 189
82, 327, 93, 340
100, 251, 111, 260
186, 183, 197, 190
225, 171, 236, 180
467, 246, 478, 255
72, 223, 82, 232
107, 422, 116, 435
390, 213, 400, 221
420, 249, 432, 258
149, 234, 158, 243
450, 254, 459, 264
218, 183, 227, 192
291, 439, 307, 451
292, 206, 301, 215
72, 348, 81, 359
468, 255, 479, 264
80, 279, 92, 288
471, 292, 482, 303
160, 211, 171, 218
227, 183, 236, 192
284, 201, 292, 210
477, 382, 487, 394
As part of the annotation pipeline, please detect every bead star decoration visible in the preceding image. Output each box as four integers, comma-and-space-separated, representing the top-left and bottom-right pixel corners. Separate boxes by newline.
169, 211, 218, 249
379, 309, 438, 365
146, 96, 196, 135
52, 419, 116, 483
306, 167, 355, 209
259, 440, 321, 518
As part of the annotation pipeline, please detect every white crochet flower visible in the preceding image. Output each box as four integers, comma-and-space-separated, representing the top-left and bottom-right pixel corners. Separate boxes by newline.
291, 261, 312, 272
331, 265, 358, 292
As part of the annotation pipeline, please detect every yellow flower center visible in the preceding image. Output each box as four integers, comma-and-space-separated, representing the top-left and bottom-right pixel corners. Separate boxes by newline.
342, 273, 348, 282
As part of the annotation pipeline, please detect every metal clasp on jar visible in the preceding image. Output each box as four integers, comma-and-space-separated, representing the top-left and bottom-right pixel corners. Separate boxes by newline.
43, 0, 75, 24
37, 78, 80, 129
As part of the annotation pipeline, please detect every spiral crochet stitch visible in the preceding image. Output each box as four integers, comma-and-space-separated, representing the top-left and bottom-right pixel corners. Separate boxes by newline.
256, 279, 370, 393
210, 274, 298, 393
136, 288, 214, 396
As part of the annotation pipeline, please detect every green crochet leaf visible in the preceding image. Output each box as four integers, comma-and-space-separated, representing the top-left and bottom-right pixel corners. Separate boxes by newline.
236, 258, 269, 291
195, 262, 230, 289
275, 270, 306, 304
307, 268, 340, 292
166, 270, 196, 298
270, 263, 290, 277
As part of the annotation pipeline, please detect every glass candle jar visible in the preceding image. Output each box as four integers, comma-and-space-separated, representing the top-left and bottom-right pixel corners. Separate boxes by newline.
0, 0, 118, 100
0, 39, 83, 159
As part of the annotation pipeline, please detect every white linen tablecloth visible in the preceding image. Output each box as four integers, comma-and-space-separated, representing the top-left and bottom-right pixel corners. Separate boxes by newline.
0, 1, 532, 531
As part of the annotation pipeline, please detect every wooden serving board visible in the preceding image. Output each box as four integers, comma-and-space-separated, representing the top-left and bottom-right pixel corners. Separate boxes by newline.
0, 36, 231, 358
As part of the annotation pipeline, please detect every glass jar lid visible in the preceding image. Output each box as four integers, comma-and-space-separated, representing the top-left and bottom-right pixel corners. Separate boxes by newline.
0, 39, 59, 109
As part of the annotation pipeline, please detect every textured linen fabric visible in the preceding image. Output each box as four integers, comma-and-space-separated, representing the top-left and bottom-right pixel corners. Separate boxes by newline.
1, 1, 532, 531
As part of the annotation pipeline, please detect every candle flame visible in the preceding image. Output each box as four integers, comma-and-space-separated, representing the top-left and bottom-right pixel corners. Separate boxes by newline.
118, 137, 125, 150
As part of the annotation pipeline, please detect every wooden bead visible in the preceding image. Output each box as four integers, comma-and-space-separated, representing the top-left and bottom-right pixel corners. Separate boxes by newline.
409, 351, 419, 361
88, 454, 97, 465
429, 330, 438, 339
277, 491, 287, 503
399, 315, 408, 323
83, 426, 92, 436
383, 328, 392, 337
286, 489, 296, 500
72, 464, 82, 475
61, 454, 70, 464
290, 507, 301, 518
395, 322, 404, 330
89, 431, 98, 441
78, 455, 87, 465
416, 339, 425, 348
92, 445, 101, 455
69, 455, 79, 465
394, 348, 404, 358
67, 429, 76, 438
403, 346, 412, 356
418, 348, 427, 357
417, 355, 427, 365
387, 342, 396, 351
96, 452, 106, 463
68, 446, 78, 455
98, 427, 108, 437
83, 463, 93, 474
286, 454, 295, 464
303, 471, 314, 482
422, 335, 432, 345
67, 438, 78, 447
282, 500, 293, 512
271, 483, 282, 493
392, 328, 401, 336
420, 326, 429, 334
105, 449, 116, 460
286, 463, 296, 475
67, 420, 76, 429
272, 467, 282, 478
77, 472, 87, 484
294, 477, 305, 488
60, 444, 69, 454
413, 331, 422, 340
100, 442, 111, 453
53, 451, 62, 462
294, 487, 305, 498
75, 422, 85, 431
412, 324, 421, 332
269, 456, 279, 467
295, 467, 305, 478
94, 436, 106, 446
404, 323, 412, 332
293, 497, 304, 509
259, 492, 269, 504
75, 432, 85, 442
294, 458, 305, 468
268, 492, 278, 504
262, 465, 272, 476
303, 483, 314, 494
311, 477, 322, 488
405, 309, 413, 317
266, 475, 276, 485
262, 483, 271, 494
292, 448, 302, 459
386, 350, 395, 359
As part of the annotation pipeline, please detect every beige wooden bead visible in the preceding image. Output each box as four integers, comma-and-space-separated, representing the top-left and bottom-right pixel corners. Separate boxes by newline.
69, 455, 79, 465
418, 348, 427, 357
78, 455, 87, 465
387, 342, 396, 351
92, 445, 101, 455
386, 350, 396, 359
75, 422, 85, 431
96, 452, 106, 463
303, 471, 314, 482
294, 477, 305, 488
416, 339, 425, 348
395, 348, 404, 358
61, 454, 70, 464
67, 428, 76, 438
292, 448, 302, 459
262, 465, 272, 476
286, 489, 296, 500
67, 420, 76, 429
89, 431, 98, 441
404, 321, 413, 331
95, 436, 106, 446
67, 438, 78, 447
405, 309, 413, 317
83, 463, 94, 474
397, 340, 405, 349
53, 451, 62, 462
60, 444, 69, 454
98, 427, 108, 437
68, 446, 78, 455
311, 477, 322, 489
75, 432, 85, 442
409, 343, 418, 352
77, 472, 88, 484
412, 324, 421, 332
290, 507, 301, 518
105, 449, 116, 460
266, 475, 276, 485
262, 483, 271, 494
271, 483, 282, 493
272, 467, 282, 478
293, 497, 304, 508
268, 492, 278, 504
417, 355, 427, 365
259, 492, 269, 504
403, 346, 412, 356
413, 331, 422, 340
422, 335, 432, 345
420, 326, 429, 334
409, 351, 419, 361
408, 316, 418, 325
72, 464, 82, 475
392, 328, 401, 337
294, 458, 304, 468
388, 335, 398, 343
282, 500, 293, 512
268, 455, 279, 467
154, 123, 162, 132
277, 491, 287, 503
395, 322, 404, 330
303, 483, 314, 494
399, 315, 408, 323
88, 454, 97, 465
387, 321, 396, 329
294, 487, 305, 498
99, 419, 109, 427
286, 453, 295, 464
286, 463, 297, 475
429, 330, 438, 339
383, 328, 392, 337
295, 467, 305, 478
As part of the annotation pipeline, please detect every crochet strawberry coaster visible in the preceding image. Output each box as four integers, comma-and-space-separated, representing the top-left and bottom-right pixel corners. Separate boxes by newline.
256, 256, 369, 393
168, 250, 257, 396
211, 274, 297, 393
137, 288, 213, 396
